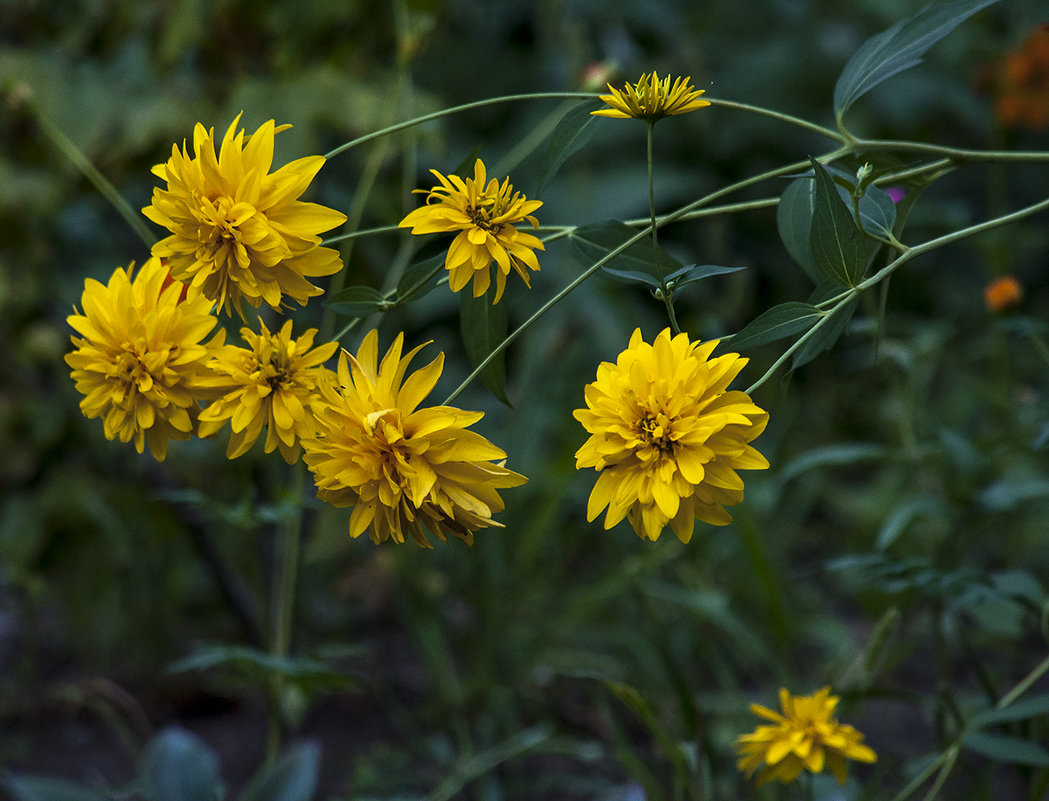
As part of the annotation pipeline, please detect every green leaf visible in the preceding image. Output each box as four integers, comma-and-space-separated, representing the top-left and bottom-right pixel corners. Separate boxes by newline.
777, 176, 819, 281
962, 731, 1049, 767
538, 100, 600, 193
792, 295, 859, 368
727, 302, 822, 350
396, 254, 445, 304
969, 694, 1049, 729
167, 645, 355, 691
666, 263, 746, 294
321, 285, 389, 318
141, 727, 223, 801
571, 220, 683, 283
460, 287, 509, 405
240, 742, 320, 801
780, 442, 888, 483
834, 0, 1000, 119
1, 776, 111, 801
809, 159, 867, 287
875, 495, 947, 550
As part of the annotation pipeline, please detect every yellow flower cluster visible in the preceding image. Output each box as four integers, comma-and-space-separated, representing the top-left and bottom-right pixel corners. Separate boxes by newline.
591, 72, 710, 122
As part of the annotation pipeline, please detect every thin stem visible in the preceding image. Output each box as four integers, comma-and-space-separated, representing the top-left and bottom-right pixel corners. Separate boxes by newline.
744, 300, 849, 395
323, 223, 401, 246
34, 107, 157, 249
647, 120, 658, 251
850, 137, 1049, 164
993, 650, 1049, 710
706, 97, 847, 143
266, 462, 305, 761
324, 92, 597, 160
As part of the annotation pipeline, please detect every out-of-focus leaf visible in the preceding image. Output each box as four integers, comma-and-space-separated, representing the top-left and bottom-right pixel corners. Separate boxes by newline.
141, 727, 223, 801
875, 495, 947, 550
809, 159, 866, 287
833, 0, 1000, 119
167, 645, 355, 691
978, 476, 1049, 512
539, 100, 600, 192
968, 694, 1049, 729
780, 442, 889, 483
460, 288, 509, 405
322, 285, 389, 318
962, 731, 1049, 767
240, 742, 320, 801
1, 776, 110, 801
571, 221, 683, 283
727, 302, 822, 351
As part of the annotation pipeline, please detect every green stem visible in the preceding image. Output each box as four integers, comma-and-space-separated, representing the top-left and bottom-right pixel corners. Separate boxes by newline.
647, 120, 658, 252
266, 462, 305, 761
744, 299, 849, 394
993, 651, 1049, 710
323, 92, 597, 160
706, 97, 846, 143
850, 137, 1049, 164
34, 107, 157, 249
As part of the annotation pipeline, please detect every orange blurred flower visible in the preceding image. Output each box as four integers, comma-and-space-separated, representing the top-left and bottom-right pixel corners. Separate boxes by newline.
995, 25, 1049, 131
984, 275, 1023, 312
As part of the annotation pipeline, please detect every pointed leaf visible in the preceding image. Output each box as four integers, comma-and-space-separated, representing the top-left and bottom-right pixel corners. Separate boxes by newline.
969, 694, 1049, 729
792, 295, 859, 368
396, 254, 445, 304
460, 288, 509, 405
240, 742, 320, 801
668, 263, 746, 293
963, 731, 1049, 767
728, 302, 822, 350
834, 0, 1000, 118
809, 159, 867, 287
875, 495, 947, 550
141, 727, 223, 801
539, 100, 600, 193
571, 220, 683, 283
322, 285, 389, 318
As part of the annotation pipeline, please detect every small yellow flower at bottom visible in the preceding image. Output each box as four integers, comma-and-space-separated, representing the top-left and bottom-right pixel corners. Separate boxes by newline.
196, 319, 338, 463
398, 158, 544, 303
736, 687, 877, 786
591, 72, 710, 121
65, 257, 222, 461
302, 330, 527, 547
574, 328, 768, 543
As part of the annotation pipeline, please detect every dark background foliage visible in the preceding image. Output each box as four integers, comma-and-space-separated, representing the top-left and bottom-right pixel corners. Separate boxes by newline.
2, 0, 1049, 798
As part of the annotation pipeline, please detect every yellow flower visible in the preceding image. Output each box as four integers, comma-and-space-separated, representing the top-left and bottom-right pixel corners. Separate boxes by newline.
591, 72, 710, 121
736, 687, 877, 786
66, 257, 222, 461
143, 113, 347, 317
573, 328, 768, 543
398, 158, 544, 303
197, 319, 338, 464
302, 330, 527, 547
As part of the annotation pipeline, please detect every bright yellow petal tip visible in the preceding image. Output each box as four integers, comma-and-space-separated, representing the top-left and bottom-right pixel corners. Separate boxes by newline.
302, 330, 527, 547
573, 328, 768, 543
398, 158, 544, 304
143, 113, 347, 318
591, 72, 710, 121
735, 687, 877, 786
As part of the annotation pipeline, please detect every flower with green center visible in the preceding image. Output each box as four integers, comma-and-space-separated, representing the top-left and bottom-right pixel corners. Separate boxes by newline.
302, 330, 527, 547
736, 687, 877, 785
66, 257, 222, 461
143, 113, 347, 317
398, 158, 544, 303
197, 319, 338, 463
591, 72, 710, 121
573, 328, 768, 543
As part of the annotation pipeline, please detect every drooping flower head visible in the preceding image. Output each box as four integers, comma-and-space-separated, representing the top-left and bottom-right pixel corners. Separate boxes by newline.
197, 319, 338, 463
398, 159, 544, 303
736, 687, 877, 786
66, 257, 222, 461
591, 72, 710, 121
303, 330, 527, 547
574, 328, 768, 543
143, 112, 347, 317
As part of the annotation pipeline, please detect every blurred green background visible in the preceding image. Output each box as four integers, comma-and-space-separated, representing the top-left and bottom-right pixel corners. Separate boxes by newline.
3, 0, 1049, 798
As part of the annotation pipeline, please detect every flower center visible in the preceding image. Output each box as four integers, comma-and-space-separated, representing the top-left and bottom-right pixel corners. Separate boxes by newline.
637, 411, 674, 453
466, 204, 503, 235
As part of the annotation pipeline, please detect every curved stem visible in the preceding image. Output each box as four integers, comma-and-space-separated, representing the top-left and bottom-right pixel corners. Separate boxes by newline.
850, 137, 1049, 164
706, 97, 847, 143
324, 92, 598, 160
